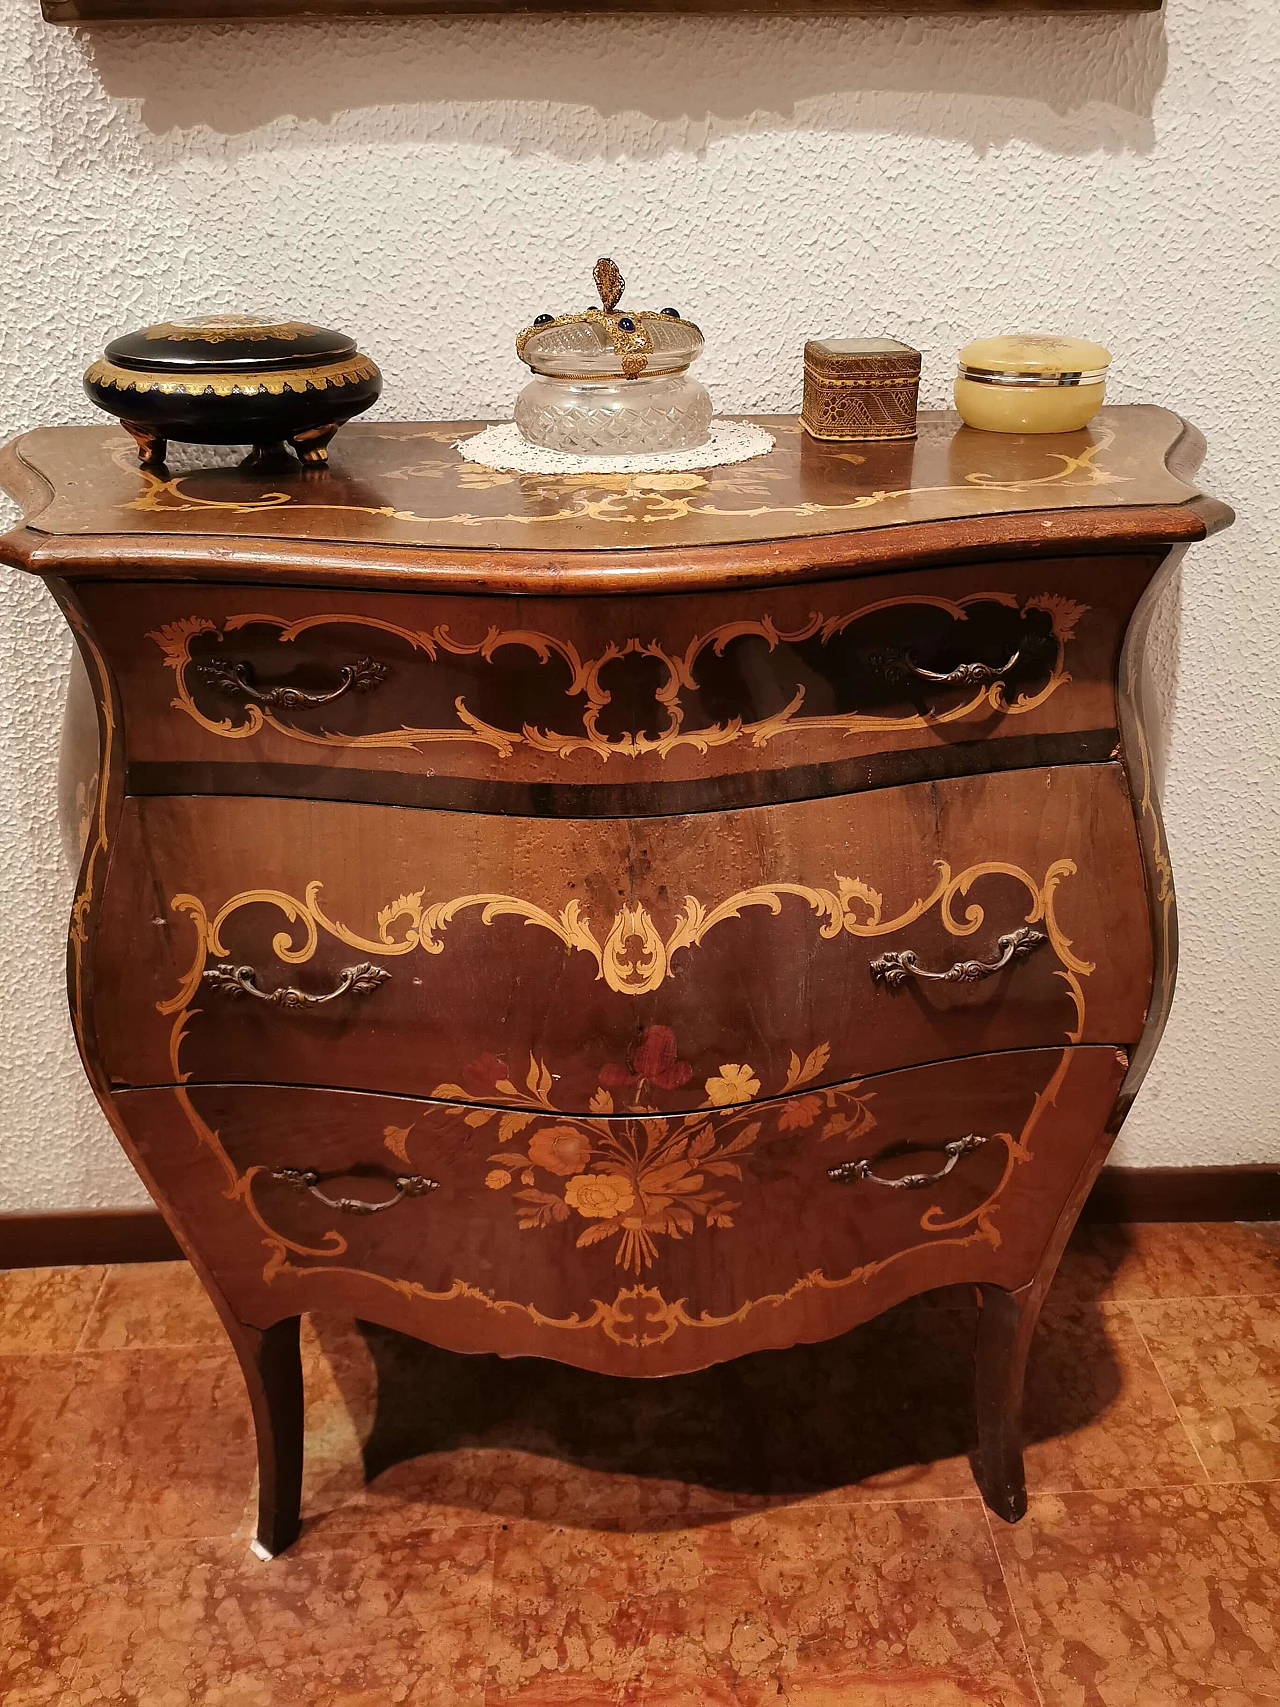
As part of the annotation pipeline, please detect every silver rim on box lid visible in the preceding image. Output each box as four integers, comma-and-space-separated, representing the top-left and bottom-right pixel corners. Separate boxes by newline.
958, 365, 1110, 388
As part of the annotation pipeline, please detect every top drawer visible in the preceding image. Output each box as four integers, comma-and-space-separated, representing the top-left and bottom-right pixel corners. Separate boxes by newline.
78, 554, 1154, 816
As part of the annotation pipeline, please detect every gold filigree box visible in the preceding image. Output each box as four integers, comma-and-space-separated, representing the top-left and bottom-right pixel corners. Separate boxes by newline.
801, 338, 921, 443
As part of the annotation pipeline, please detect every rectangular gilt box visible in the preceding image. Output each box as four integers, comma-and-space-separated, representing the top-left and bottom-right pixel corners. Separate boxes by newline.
802, 337, 921, 443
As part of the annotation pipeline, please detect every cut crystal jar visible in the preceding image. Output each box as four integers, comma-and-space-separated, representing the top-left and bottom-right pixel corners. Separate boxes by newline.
514, 259, 712, 456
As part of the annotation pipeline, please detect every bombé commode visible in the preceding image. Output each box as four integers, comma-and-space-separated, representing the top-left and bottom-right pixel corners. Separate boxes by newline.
0, 407, 1230, 1556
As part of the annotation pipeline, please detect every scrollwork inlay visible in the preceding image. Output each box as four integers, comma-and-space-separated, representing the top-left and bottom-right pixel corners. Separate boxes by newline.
148, 590, 1086, 765
160, 856, 1091, 1010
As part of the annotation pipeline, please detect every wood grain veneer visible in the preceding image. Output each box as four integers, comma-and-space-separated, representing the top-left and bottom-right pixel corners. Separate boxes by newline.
114, 1047, 1128, 1378
0, 411, 1226, 594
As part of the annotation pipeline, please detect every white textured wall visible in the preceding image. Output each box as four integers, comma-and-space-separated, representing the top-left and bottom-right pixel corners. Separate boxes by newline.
0, 0, 1276, 1210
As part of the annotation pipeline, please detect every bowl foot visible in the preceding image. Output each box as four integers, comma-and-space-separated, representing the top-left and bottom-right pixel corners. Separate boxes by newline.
241, 442, 293, 471
288, 422, 340, 465
122, 421, 167, 469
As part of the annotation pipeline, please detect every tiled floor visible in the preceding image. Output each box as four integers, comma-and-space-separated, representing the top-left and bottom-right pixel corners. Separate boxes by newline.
1, 1221, 1277, 1706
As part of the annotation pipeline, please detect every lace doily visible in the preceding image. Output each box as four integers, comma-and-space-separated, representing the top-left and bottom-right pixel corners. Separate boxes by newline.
455, 420, 775, 476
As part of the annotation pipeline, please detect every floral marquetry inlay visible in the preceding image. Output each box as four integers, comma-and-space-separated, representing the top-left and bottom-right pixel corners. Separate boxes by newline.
416, 1029, 864, 1274
205, 1050, 1063, 1351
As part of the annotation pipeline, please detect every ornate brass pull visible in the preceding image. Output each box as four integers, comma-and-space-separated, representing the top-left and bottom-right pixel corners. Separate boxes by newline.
870, 926, 1046, 991
196, 655, 389, 708
874, 647, 1021, 690
203, 961, 391, 1008
269, 1167, 437, 1215
829, 1134, 987, 1190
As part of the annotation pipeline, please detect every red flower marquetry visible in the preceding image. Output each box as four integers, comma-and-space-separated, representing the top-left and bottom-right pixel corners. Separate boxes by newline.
599, 1025, 693, 1092
461, 1052, 509, 1096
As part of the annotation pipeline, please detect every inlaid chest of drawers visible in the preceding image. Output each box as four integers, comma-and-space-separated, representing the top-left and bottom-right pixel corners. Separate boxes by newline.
0, 409, 1230, 1556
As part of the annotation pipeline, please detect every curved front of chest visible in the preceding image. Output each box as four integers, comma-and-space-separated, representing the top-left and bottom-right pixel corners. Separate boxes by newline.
91, 763, 1152, 1108
77, 555, 1150, 815
113, 1043, 1127, 1376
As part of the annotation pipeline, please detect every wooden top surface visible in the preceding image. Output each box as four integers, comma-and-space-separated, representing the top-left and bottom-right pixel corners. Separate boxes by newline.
0, 408, 1229, 594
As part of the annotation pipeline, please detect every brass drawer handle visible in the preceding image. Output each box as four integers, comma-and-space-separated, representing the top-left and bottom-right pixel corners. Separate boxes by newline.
269, 1167, 437, 1215
196, 655, 389, 708
203, 961, 391, 1008
870, 926, 1046, 991
875, 646, 1021, 690
829, 1134, 987, 1190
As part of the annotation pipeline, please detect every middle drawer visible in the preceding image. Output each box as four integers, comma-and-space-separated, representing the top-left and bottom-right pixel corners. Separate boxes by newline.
93, 763, 1151, 1107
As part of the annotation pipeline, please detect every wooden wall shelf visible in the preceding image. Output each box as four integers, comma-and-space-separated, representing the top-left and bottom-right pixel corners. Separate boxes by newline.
42, 0, 1160, 23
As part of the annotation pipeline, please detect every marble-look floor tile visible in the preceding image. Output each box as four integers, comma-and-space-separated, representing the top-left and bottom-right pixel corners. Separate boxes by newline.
0, 1546, 82, 1704
0, 1349, 255, 1546
1129, 1295, 1280, 1484
484, 1499, 1038, 1706
0, 1519, 497, 1706
77, 1261, 226, 1351
0, 1267, 105, 1354
992, 1484, 1280, 1707
1020, 1302, 1206, 1495
1056, 1221, 1280, 1305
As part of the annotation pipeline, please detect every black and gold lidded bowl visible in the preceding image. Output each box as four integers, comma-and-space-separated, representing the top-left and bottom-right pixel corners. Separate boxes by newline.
83, 314, 382, 468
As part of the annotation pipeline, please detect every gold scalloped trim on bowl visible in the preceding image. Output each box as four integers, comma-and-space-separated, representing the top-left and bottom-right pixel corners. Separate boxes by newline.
84, 354, 379, 399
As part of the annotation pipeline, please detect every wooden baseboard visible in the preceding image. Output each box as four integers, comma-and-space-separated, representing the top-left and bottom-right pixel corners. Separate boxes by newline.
1079, 1164, 1280, 1225
0, 1207, 183, 1268
2, 1166, 1278, 1269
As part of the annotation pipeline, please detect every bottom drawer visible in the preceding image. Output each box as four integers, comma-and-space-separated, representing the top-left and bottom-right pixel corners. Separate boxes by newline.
118, 1043, 1126, 1377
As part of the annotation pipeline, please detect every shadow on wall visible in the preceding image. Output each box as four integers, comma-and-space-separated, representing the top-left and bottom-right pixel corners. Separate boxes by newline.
80, 9, 1166, 158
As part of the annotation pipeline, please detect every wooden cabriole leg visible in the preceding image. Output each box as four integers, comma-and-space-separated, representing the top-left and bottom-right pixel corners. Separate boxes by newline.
971, 1049, 1136, 1525
973, 1280, 1042, 1524
221, 1313, 305, 1559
